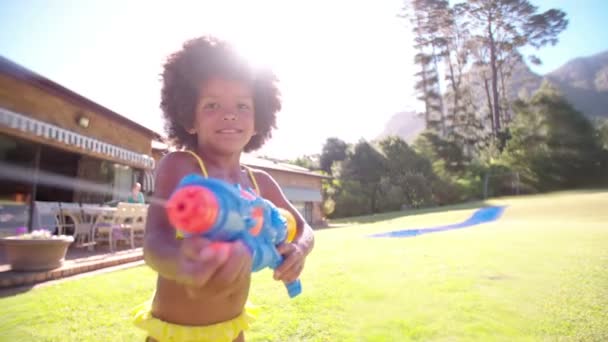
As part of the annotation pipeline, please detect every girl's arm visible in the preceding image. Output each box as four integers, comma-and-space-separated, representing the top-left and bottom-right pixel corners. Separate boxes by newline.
254, 170, 315, 256
143, 152, 195, 282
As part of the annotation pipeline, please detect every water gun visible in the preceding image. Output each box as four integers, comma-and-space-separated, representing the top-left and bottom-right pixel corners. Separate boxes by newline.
165, 173, 302, 298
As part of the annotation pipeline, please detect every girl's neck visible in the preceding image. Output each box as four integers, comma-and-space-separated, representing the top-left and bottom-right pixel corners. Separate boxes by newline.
196, 147, 243, 183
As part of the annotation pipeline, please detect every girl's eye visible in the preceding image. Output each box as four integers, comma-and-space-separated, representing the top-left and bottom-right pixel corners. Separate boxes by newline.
238, 103, 251, 110
203, 102, 219, 110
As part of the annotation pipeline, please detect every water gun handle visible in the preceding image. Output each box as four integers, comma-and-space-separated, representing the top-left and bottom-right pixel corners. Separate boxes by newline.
285, 280, 302, 298
277, 208, 302, 298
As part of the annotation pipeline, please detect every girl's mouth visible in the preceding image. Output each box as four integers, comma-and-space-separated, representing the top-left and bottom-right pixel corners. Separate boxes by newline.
216, 128, 243, 134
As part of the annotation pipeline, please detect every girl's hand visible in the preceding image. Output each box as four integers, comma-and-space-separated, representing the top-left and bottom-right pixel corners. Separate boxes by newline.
273, 242, 306, 283
177, 237, 252, 298
177, 236, 230, 288
202, 239, 252, 296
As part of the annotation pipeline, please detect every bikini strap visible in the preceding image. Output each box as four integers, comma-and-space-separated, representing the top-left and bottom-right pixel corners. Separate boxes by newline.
184, 150, 208, 177
243, 165, 261, 196
184, 150, 260, 195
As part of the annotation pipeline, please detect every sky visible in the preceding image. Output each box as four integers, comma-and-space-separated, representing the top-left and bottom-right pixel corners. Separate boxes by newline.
1, 0, 607, 159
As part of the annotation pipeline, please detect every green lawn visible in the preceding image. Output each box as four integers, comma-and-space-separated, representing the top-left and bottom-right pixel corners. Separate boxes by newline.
1, 191, 607, 341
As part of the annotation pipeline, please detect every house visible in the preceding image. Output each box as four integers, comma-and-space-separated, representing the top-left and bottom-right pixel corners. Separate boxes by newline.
150, 146, 328, 227
0, 56, 159, 205
0, 55, 327, 227
241, 155, 328, 227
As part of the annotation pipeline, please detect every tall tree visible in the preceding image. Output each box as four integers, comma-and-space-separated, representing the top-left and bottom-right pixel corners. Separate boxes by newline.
439, 3, 485, 150
341, 140, 386, 213
407, 0, 449, 134
503, 82, 603, 191
459, 0, 568, 134
379, 136, 436, 207
596, 119, 608, 151
291, 154, 320, 170
319, 137, 348, 174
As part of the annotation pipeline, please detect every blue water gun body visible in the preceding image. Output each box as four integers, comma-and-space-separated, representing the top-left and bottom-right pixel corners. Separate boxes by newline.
166, 173, 302, 298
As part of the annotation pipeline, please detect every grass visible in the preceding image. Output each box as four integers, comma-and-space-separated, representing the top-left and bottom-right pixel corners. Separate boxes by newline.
1, 190, 607, 341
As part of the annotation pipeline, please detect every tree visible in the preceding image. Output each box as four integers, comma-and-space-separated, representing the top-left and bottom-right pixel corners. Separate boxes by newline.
406, 0, 450, 134
502, 82, 603, 191
340, 140, 386, 214
459, 0, 568, 134
379, 136, 436, 208
291, 154, 319, 170
596, 119, 608, 186
596, 119, 608, 150
319, 137, 348, 174
414, 130, 468, 176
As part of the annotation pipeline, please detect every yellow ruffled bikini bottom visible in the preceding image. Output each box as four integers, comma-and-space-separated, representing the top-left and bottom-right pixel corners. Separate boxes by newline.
133, 300, 258, 342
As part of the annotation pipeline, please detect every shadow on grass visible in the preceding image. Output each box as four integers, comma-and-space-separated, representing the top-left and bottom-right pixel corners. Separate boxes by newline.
326, 200, 491, 227
0, 283, 34, 298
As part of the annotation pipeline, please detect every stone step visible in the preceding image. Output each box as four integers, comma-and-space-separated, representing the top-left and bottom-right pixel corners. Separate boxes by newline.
0, 248, 143, 289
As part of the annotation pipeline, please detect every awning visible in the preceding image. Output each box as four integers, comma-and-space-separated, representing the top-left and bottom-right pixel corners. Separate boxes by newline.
0, 107, 155, 169
142, 169, 155, 193
281, 186, 322, 203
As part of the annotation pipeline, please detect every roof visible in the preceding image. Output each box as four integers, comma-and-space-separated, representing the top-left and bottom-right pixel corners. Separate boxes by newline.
151, 139, 170, 150
241, 154, 329, 179
0, 55, 162, 140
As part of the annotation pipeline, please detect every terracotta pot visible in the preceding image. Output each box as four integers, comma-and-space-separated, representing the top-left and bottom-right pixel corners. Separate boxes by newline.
0, 237, 73, 271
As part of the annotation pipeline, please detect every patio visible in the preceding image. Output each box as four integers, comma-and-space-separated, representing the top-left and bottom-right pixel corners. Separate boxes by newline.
0, 200, 148, 290
1, 201, 148, 251
0, 244, 143, 290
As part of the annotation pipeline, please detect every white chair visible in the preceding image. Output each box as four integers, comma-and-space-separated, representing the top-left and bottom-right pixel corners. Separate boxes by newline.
57, 202, 81, 236
92, 208, 119, 252
113, 202, 146, 249
130, 204, 148, 245
33, 201, 62, 233
58, 202, 98, 249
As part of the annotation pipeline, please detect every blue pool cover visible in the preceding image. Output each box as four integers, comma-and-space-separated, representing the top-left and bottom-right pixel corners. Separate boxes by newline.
369, 206, 506, 238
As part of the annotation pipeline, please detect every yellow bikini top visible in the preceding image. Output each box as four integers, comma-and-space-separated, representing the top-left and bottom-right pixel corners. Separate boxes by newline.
176, 150, 260, 239
183, 150, 260, 195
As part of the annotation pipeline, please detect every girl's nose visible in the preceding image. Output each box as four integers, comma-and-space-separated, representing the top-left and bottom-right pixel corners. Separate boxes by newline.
223, 111, 236, 121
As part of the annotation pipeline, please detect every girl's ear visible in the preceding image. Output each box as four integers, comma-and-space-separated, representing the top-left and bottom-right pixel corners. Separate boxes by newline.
184, 119, 197, 134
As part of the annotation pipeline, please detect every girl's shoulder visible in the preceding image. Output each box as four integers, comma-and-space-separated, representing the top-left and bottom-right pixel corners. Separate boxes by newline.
158, 151, 199, 167
153, 151, 204, 198
155, 151, 202, 178
242, 167, 281, 197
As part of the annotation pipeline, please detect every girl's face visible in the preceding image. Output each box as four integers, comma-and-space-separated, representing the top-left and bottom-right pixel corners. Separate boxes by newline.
191, 77, 255, 155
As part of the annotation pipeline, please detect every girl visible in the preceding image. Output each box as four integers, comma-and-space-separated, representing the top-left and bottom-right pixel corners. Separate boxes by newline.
134, 36, 315, 342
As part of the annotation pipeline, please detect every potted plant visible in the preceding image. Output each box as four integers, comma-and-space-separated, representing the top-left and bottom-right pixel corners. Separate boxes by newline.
0, 148, 75, 271
0, 200, 75, 272
1, 228, 74, 271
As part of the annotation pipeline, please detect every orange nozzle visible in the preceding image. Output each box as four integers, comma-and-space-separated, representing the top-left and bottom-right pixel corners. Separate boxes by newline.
166, 185, 219, 234
239, 190, 264, 236
249, 207, 264, 236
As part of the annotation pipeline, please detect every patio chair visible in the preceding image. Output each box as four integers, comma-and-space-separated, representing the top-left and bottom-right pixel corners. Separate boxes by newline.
57, 202, 81, 236
130, 204, 148, 245
33, 201, 62, 233
92, 207, 121, 252
108, 202, 140, 250
56, 202, 96, 249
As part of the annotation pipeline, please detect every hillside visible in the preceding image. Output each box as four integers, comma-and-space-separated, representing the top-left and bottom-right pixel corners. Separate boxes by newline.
379, 50, 608, 142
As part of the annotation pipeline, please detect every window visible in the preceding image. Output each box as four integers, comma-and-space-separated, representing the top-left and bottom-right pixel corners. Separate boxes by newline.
292, 201, 313, 223
305, 202, 313, 223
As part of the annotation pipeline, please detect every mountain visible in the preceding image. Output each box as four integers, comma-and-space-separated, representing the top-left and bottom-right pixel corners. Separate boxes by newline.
377, 111, 425, 144
379, 50, 608, 142
545, 50, 608, 118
